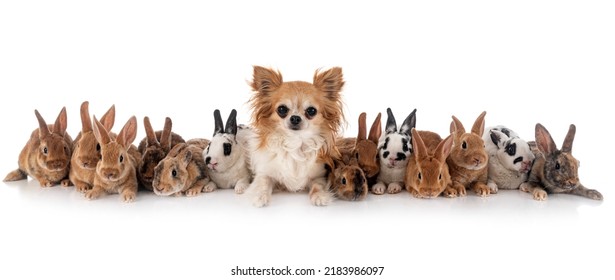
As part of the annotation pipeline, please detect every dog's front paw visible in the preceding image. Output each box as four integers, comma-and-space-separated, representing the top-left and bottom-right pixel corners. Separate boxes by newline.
252, 192, 271, 207
310, 191, 332, 206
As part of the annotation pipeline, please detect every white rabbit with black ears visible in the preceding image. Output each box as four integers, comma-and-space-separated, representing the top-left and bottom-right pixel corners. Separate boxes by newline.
483, 125, 535, 193
203, 109, 252, 194
372, 108, 417, 194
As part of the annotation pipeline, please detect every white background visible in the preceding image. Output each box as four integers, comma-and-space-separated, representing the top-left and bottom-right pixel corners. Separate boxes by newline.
1, 1, 613, 279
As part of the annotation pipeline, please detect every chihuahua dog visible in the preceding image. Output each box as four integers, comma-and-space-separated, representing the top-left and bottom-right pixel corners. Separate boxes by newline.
247, 66, 345, 207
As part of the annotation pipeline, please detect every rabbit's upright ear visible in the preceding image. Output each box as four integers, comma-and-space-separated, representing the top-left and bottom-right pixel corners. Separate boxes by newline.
213, 109, 224, 136
535, 123, 557, 155
411, 129, 427, 160
160, 117, 173, 151
471, 111, 487, 137
52, 107, 68, 135
225, 109, 238, 135
385, 108, 397, 134
436, 134, 454, 162
80, 101, 92, 133
399, 109, 417, 135
143, 117, 159, 146
100, 104, 116, 131
34, 110, 50, 138
357, 112, 367, 141
117, 116, 138, 149
368, 112, 382, 143
92, 115, 111, 145
561, 124, 576, 154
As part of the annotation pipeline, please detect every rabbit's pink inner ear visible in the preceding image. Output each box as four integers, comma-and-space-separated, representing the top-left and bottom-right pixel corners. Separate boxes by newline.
437, 135, 454, 161
34, 109, 51, 138
143, 116, 159, 146
450, 116, 465, 135
411, 129, 428, 159
357, 112, 367, 140
368, 112, 382, 143
80, 101, 93, 133
535, 123, 557, 155
92, 115, 111, 145
118, 116, 138, 148
471, 111, 487, 136
52, 107, 68, 134
561, 124, 576, 153
100, 104, 116, 131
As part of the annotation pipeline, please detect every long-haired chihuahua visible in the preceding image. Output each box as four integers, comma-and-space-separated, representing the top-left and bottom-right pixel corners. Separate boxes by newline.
247, 66, 344, 207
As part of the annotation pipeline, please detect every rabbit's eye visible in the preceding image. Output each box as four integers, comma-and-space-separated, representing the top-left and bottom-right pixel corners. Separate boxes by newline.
555, 162, 560, 170
172, 169, 177, 177
462, 141, 467, 149
96, 143, 101, 151
223, 143, 232, 156
305, 107, 317, 119
119, 155, 124, 163
355, 153, 359, 160
402, 139, 409, 152
418, 172, 422, 180
43, 147, 48, 155
341, 178, 347, 185
439, 173, 442, 180
277, 105, 289, 118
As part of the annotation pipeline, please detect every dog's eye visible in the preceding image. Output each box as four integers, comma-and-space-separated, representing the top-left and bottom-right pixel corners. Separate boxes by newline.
305, 107, 317, 119
555, 162, 560, 170
462, 141, 467, 149
119, 155, 124, 163
341, 177, 347, 185
172, 169, 177, 177
43, 147, 48, 155
277, 105, 289, 118
96, 143, 101, 151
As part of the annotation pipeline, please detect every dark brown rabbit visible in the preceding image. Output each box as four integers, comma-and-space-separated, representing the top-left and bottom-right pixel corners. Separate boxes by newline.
330, 154, 368, 201
520, 124, 602, 201
4, 107, 73, 187
69, 101, 115, 192
137, 117, 185, 191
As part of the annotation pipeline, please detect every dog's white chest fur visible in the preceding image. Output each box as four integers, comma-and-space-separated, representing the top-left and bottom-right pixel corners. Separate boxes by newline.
250, 133, 326, 192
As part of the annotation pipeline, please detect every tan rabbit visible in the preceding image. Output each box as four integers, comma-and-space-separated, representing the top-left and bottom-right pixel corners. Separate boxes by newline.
137, 116, 185, 191
446, 111, 490, 196
405, 129, 454, 198
337, 112, 382, 180
4, 107, 73, 187
152, 142, 209, 196
69, 101, 116, 193
85, 116, 141, 202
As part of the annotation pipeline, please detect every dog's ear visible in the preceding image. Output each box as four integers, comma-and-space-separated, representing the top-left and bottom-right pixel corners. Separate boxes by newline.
251, 66, 283, 95
314, 67, 345, 101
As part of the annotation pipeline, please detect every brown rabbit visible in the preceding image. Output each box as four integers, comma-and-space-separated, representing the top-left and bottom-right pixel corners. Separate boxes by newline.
330, 153, 368, 201
152, 142, 209, 196
137, 116, 185, 191
85, 116, 140, 202
520, 124, 602, 201
405, 129, 454, 198
337, 112, 382, 179
69, 101, 116, 192
4, 107, 73, 187
446, 111, 490, 196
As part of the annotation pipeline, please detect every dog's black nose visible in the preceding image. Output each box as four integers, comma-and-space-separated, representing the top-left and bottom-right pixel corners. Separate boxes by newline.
290, 115, 302, 125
